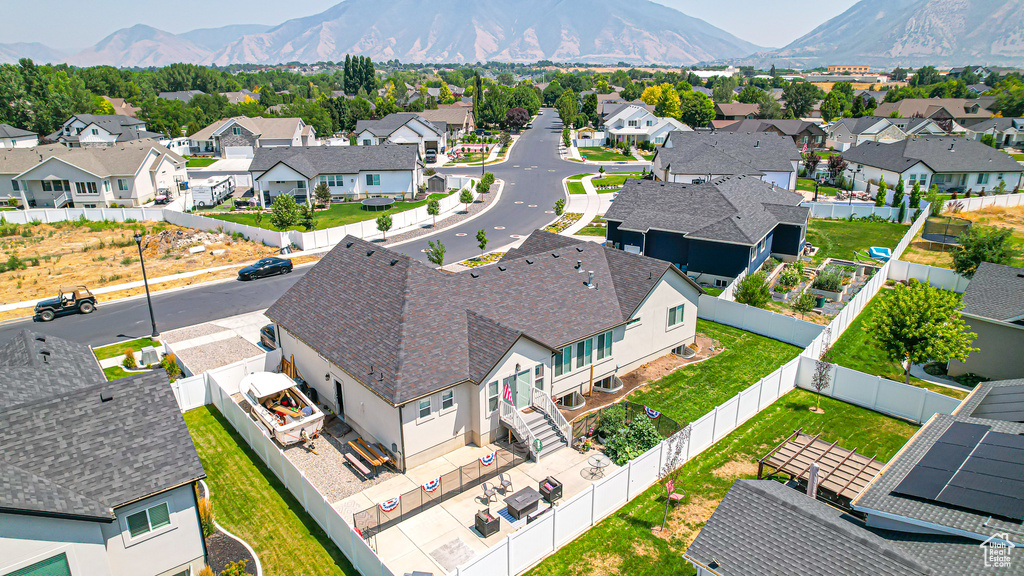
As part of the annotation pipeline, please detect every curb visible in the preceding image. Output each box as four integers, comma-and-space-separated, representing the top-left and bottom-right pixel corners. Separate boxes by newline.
199, 479, 264, 576
386, 179, 507, 249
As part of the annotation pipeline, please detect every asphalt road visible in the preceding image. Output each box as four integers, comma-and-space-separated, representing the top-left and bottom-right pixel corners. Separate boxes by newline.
0, 110, 641, 346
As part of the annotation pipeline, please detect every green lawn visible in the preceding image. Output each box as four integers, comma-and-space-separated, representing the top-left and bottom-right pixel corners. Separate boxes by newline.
806, 218, 909, 264
796, 177, 842, 197
579, 146, 634, 162
185, 406, 357, 576
1010, 153, 1024, 161
195, 198, 238, 213
702, 286, 724, 297
567, 181, 587, 195
592, 173, 643, 188
641, 152, 656, 161
576, 216, 607, 237
93, 337, 160, 360
527, 389, 919, 576
567, 173, 593, 181
209, 193, 448, 231
185, 157, 219, 168
827, 288, 969, 399
103, 366, 136, 381
628, 320, 801, 424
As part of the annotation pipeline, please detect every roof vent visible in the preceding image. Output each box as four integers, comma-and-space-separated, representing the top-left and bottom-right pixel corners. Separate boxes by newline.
100, 391, 113, 402
586, 271, 595, 288
576, 247, 584, 252
1017, 273, 1024, 278
471, 272, 479, 278
526, 258, 534, 265
576, 260, 582, 270
755, 140, 759, 147
498, 265, 506, 271
39, 350, 50, 363
346, 242, 354, 248
949, 143, 955, 151
35, 336, 46, 343
552, 253, 560, 258
390, 259, 399, 266
366, 250, 374, 256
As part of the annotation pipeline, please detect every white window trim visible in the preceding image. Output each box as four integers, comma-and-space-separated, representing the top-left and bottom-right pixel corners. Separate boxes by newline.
2, 547, 80, 576
486, 381, 500, 414
667, 303, 686, 331
626, 317, 642, 329
416, 397, 435, 423
440, 389, 456, 414
118, 497, 176, 547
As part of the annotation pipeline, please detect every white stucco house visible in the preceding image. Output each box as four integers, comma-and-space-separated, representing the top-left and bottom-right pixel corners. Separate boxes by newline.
652, 131, 801, 191
0, 140, 187, 208
826, 116, 947, 151
248, 144, 422, 205
265, 231, 704, 469
964, 118, 1024, 149
45, 115, 164, 148
841, 136, 1024, 194
0, 124, 38, 149
601, 103, 690, 145
0, 331, 207, 576
188, 116, 316, 158
355, 113, 447, 157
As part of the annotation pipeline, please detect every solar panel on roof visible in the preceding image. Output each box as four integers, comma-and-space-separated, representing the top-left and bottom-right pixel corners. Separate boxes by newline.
937, 422, 990, 447
916, 443, 974, 471
893, 466, 955, 500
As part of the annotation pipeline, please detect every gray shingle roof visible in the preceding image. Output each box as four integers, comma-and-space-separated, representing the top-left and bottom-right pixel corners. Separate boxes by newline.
831, 116, 893, 136
0, 330, 106, 408
843, 137, 1024, 174
969, 117, 1024, 133
0, 123, 36, 138
46, 114, 156, 143
0, 139, 185, 178
718, 119, 825, 137
157, 90, 205, 103
853, 413, 1024, 546
356, 113, 442, 138
686, 480, 934, 576
657, 130, 800, 176
249, 144, 419, 179
0, 333, 204, 521
956, 379, 1024, 423
266, 231, 699, 405
604, 176, 807, 245
961, 262, 1024, 322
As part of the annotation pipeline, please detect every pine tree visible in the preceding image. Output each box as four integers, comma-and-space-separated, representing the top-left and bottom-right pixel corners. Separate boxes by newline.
343, 55, 352, 94
892, 176, 905, 209
909, 181, 922, 209
875, 176, 887, 207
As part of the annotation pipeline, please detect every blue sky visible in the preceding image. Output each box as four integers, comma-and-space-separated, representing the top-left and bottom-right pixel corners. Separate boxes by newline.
2, 0, 859, 52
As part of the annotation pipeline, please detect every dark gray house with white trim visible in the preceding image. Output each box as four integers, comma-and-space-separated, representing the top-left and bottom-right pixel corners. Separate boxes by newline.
603, 176, 808, 287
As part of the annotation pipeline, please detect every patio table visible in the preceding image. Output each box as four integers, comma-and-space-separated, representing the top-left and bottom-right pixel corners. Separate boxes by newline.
505, 487, 543, 520
588, 454, 611, 479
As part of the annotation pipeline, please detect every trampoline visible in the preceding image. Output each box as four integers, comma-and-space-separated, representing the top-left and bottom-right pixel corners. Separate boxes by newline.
361, 197, 395, 211
921, 216, 972, 249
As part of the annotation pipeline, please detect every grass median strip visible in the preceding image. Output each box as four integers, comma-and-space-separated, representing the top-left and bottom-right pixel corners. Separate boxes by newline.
185, 406, 358, 576
208, 193, 449, 231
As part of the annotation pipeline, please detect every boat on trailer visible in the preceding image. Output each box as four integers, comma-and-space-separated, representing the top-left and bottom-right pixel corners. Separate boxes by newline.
239, 372, 324, 447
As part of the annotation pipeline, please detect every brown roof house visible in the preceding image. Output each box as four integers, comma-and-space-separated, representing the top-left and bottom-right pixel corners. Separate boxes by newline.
265, 231, 703, 469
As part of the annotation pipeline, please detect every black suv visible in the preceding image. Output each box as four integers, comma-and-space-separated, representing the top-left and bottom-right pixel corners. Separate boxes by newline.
34, 285, 97, 322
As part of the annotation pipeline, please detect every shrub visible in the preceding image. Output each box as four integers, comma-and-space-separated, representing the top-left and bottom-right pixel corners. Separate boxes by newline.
197, 568, 215, 576
122, 349, 137, 369
161, 354, 181, 380
776, 268, 801, 290
604, 416, 662, 465
482, 172, 495, 186
220, 560, 248, 576
596, 404, 628, 439
734, 272, 771, 308
954, 373, 990, 388
554, 198, 565, 216
811, 266, 844, 292
197, 496, 215, 537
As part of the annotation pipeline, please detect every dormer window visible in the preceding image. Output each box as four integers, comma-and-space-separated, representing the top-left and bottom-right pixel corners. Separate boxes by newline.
232, 127, 242, 135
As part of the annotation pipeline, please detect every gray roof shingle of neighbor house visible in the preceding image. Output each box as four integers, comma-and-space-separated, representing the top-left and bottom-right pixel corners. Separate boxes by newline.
355, 113, 443, 138
157, 89, 206, 103
717, 119, 825, 137
0, 330, 204, 521
604, 176, 808, 245
248, 144, 420, 178
685, 479, 1021, 576
657, 130, 800, 175
189, 116, 308, 141
842, 136, 1024, 174
0, 123, 37, 138
960, 262, 1024, 323
0, 139, 185, 177
266, 231, 701, 405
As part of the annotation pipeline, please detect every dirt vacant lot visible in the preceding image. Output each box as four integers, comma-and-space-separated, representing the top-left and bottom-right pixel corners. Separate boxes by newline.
0, 219, 281, 313
901, 205, 1024, 269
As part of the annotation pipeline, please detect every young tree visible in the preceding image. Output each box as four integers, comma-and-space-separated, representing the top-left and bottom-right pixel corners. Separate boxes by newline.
425, 239, 446, 266
460, 188, 474, 211
376, 213, 392, 241
734, 272, 771, 308
313, 182, 331, 208
952, 227, 1020, 277
792, 291, 817, 320
476, 228, 488, 251
562, 126, 571, 147
299, 204, 317, 231
871, 281, 978, 385
927, 184, 943, 216
810, 327, 833, 413
826, 154, 848, 184
875, 175, 887, 207
268, 194, 299, 230
909, 180, 922, 209
426, 198, 440, 226
803, 151, 821, 178
554, 198, 565, 216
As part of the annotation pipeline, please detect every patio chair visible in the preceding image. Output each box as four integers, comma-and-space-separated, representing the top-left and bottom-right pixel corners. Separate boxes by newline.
499, 473, 513, 493
481, 482, 497, 504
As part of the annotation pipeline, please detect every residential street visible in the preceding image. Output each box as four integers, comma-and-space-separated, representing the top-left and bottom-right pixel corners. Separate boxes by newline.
0, 110, 640, 346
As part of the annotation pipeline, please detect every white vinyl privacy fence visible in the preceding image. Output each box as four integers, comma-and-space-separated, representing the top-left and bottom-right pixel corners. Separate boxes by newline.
945, 191, 1024, 212
887, 260, 970, 293
802, 202, 904, 221
697, 294, 823, 347
0, 207, 165, 224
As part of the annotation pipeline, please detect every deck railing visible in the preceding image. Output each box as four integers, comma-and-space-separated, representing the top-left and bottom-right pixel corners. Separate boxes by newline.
500, 401, 539, 459
531, 387, 571, 445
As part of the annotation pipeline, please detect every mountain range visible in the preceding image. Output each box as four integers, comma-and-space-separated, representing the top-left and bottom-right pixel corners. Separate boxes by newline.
1, 0, 1022, 68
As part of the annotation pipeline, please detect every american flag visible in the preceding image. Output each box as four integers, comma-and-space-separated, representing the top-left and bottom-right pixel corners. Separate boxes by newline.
503, 381, 513, 403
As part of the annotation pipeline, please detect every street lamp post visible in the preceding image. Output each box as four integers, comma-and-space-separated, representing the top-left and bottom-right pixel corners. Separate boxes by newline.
848, 167, 862, 207
133, 232, 159, 338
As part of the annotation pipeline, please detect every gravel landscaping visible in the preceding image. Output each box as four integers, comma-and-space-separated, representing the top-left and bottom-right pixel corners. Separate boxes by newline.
175, 336, 263, 374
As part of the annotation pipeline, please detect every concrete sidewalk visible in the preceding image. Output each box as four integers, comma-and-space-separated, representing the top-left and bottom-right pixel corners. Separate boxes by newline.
561, 175, 602, 236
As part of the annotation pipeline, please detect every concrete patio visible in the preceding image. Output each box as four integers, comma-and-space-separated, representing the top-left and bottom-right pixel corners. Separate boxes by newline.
334, 443, 619, 575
